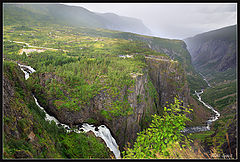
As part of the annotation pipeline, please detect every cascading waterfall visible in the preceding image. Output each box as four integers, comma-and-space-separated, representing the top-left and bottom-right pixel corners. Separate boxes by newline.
182, 76, 220, 134
18, 63, 121, 159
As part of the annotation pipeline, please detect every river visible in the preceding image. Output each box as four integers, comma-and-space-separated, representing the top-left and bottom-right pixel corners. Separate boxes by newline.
17, 63, 121, 159
17, 61, 220, 157
182, 77, 220, 134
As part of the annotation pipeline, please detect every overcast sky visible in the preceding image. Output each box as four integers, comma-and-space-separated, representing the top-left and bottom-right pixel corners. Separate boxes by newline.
63, 3, 237, 39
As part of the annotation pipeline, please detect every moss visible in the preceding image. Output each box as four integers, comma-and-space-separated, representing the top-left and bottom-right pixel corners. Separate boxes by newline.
100, 110, 112, 121
85, 118, 97, 125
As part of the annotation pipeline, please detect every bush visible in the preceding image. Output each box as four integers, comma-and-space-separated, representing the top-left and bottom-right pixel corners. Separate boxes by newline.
122, 97, 193, 159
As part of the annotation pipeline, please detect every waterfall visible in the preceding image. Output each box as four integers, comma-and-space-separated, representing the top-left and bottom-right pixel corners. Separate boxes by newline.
18, 63, 121, 159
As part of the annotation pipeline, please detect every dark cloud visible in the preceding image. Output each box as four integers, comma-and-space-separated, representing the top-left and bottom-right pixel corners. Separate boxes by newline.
62, 3, 237, 39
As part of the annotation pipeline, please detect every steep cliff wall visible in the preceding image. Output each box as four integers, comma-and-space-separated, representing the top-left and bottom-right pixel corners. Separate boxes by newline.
146, 55, 188, 106
184, 25, 236, 84
145, 55, 211, 126
31, 69, 159, 151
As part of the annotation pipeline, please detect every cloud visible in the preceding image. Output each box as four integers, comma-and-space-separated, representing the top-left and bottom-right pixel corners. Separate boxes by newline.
62, 3, 237, 39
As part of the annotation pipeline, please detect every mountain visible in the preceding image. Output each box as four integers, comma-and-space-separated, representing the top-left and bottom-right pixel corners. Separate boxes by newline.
3, 3, 152, 36
3, 3, 207, 92
184, 25, 237, 158
184, 25, 237, 85
97, 12, 152, 35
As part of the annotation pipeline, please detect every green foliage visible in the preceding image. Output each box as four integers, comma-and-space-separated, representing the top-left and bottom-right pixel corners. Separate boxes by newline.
201, 81, 236, 112
3, 24, 153, 117
189, 131, 215, 142
59, 132, 110, 159
14, 25, 34, 31
208, 68, 236, 86
187, 74, 208, 93
122, 97, 193, 159
146, 79, 158, 101
3, 60, 111, 159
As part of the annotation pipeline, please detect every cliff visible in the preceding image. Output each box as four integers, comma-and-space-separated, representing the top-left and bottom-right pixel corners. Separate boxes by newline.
31, 68, 158, 151
3, 61, 111, 159
145, 55, 211, 126
184, 25, 236, 85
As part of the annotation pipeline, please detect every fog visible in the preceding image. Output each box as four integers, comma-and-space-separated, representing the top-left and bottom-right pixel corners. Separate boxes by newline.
63, 3, 237, 39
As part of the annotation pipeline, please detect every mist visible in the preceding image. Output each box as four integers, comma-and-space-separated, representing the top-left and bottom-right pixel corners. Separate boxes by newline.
62, 3, 237, 39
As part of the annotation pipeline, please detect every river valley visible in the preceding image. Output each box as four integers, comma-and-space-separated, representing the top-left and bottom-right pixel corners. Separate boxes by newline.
182, 80, 220, 134
18, 61, 221, 159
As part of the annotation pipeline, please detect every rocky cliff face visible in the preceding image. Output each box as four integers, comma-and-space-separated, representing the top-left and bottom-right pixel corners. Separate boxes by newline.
184, 25, 236, 83
145, 55, 211, 126
32, 69, 158, 151
146, 55, 188, 107
3, 61, 112, 158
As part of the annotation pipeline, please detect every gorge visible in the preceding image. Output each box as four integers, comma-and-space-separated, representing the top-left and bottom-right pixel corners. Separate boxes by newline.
3, 3, 237, 159
18, 63, 121, 159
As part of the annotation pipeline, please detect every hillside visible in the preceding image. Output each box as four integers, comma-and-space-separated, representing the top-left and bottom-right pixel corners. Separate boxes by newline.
3, 60, 112, 159
184, 25, 237, 85
184, 25, 237, 158
3, 3, 152, 36
3, 3, 207, 92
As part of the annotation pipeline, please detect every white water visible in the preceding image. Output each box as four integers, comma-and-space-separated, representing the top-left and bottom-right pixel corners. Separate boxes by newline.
18, 63, 121, 159
18, 63, 36, 80
199, 73, 211, 87
182, 75, 220, 134
79, 123, 121, 159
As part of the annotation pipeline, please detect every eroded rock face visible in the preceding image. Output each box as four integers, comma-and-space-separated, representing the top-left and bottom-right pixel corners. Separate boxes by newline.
184, 25, 236, 80
145, 56, 212, 127
33, 70, 158, 151
146, 56, 189, 107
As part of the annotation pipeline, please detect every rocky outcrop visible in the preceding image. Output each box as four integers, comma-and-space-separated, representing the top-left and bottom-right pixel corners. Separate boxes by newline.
145, 55, 188, 107
33, 70, 158, 151
145, 55, 211, 126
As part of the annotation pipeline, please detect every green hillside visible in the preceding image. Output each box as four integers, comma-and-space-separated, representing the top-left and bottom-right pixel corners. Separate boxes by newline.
4, 3, 151, 35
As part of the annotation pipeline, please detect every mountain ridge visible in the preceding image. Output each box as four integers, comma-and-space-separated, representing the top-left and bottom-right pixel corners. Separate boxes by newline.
4, 3, 152, 36
184, 24, 236, 85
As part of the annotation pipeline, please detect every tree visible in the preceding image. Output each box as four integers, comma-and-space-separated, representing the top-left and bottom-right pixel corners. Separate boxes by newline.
122, 97, 193, 159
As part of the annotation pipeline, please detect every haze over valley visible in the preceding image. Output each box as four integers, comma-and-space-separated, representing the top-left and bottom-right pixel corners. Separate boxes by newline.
3, 3, 237, 159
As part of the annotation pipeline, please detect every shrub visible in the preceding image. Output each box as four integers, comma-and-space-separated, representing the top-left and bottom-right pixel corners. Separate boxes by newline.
122, 97, 193, 159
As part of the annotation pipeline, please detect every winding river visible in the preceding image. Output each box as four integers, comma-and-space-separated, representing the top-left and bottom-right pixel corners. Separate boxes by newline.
18, 63, 121, 159
182, 77, 220, 134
